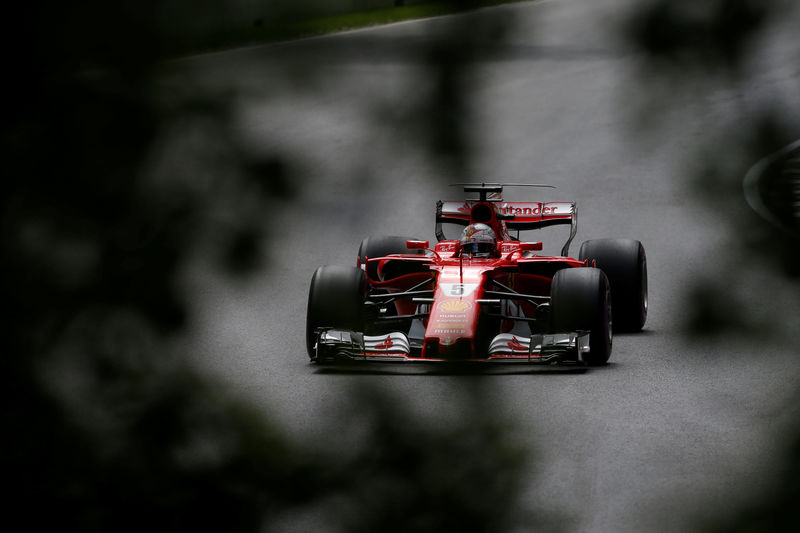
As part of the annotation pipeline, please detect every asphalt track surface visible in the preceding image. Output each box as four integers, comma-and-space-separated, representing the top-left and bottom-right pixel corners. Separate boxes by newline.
166, 0, 800, 530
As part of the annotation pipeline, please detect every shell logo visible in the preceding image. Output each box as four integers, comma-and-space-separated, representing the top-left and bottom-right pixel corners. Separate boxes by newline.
440, 300, 471, 312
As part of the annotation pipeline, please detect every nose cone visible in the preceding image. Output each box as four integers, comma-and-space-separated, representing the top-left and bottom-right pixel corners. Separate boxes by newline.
424, 281, 480, 358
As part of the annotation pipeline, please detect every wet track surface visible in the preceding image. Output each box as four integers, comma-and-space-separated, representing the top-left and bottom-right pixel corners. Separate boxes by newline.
163, 0, 800, 530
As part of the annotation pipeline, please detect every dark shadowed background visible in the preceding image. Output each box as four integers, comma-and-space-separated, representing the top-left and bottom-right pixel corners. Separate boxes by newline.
2, 0, 798, 531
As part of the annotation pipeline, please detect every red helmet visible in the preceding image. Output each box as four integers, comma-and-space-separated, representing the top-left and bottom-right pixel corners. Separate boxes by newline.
460, 223, 497, 258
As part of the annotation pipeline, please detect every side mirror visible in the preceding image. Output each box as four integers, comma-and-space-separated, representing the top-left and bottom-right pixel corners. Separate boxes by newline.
406, 239, 430, 250
519, 242, 543, 252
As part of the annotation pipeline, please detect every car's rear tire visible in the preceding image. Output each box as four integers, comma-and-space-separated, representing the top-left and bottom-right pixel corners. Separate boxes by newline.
357, 235, 424, 280
306, 265, 367, 359
550, 267, 612, 366
579, 239, 647, 332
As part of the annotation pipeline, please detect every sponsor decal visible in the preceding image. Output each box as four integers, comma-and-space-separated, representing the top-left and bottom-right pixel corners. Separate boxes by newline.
439, 300, 472, 312
507, 336, 527, 352
435, 321, 466, 329
374, 335, 393, 350
435, 329, 466, 335
498, 203, 566, 216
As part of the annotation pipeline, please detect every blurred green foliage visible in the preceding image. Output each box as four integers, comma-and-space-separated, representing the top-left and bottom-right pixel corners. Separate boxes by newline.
1, 1, 531, 532
625, 1, 800, 530
4, 0, 799, 530
625, 0, 800, 331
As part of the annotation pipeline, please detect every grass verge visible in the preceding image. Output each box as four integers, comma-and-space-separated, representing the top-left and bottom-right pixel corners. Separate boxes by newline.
172, 0, 530, 57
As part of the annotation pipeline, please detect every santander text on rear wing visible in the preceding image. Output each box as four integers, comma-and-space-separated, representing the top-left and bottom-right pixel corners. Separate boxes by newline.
435, 200, 578, 257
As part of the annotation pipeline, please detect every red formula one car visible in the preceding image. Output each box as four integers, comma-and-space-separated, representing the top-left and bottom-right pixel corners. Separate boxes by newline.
306, 183, 647, 366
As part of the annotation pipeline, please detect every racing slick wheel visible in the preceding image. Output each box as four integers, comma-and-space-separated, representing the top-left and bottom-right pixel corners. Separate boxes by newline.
550, 267, 612, 366
306, 265, 367, 359
579, 239, 647, 332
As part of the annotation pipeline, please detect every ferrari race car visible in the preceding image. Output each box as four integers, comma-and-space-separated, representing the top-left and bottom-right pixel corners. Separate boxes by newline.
306, 183, 647, 366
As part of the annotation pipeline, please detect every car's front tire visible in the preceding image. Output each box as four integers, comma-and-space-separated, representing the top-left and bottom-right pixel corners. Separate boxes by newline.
550, 267, 612, 366
306, 265, 367, 360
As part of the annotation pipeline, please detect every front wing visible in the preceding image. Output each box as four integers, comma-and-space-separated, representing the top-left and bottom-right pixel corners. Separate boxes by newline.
311, 329, 590, 365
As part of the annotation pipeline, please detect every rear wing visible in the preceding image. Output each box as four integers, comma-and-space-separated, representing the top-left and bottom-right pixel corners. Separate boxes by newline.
436, 200, 578, 257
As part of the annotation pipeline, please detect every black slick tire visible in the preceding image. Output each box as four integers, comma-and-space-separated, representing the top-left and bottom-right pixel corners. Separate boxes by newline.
550, 267, 612, 366
306, 265, 367, 360
579, 239, 647, 332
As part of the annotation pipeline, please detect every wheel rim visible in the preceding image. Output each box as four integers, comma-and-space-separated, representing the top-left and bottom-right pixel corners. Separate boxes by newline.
606, 280, 613, 346
642, 254, 648, 318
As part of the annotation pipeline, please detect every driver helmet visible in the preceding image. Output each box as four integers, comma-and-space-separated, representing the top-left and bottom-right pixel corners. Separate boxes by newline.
460, 223, 497, 258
